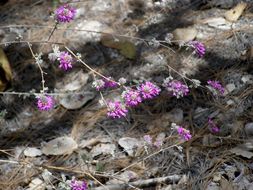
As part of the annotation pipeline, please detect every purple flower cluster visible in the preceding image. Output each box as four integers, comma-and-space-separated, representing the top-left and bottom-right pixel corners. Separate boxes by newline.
92, 77, 118, 91
138, 81, 161, 100
70, 180, 87, 190
122, 89, 142, 107
104, 77, 118, 88
37, 95, 54, 111
207, 80, 225, 95
208, 118, 220, 133
143, 135, 163, 148
58, 51, 73, 71
143, 135, 152, 145
177, 126, 192, 141
106, 81, 160, 118
163, 78, 189, 98
55, 4, 76, 23
92, 79, 105, 91
189, 41, 206, 57
107, 101, 128, 119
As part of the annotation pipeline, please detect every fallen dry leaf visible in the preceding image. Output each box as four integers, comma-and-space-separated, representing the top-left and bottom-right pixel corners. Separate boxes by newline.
42, 136, 78, 155
90, 143, 116, 158
0, 47, 12, 91
230, 142, 253, 159
55, 70, 89, 92
172, 27, 197, 43
101, 35, 136, 59
118, 137, 142, 157
59, 91, 95, 110
202, 17, 232, 30
224, 2, 247, 22
79, 136, 112, 148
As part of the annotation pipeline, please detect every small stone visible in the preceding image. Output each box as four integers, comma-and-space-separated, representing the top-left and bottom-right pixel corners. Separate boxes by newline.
226, 83, 236, 93
245, 123, 253, 136
24, 147, 42, 157
118, 137, 142, 157
226, 99, 235, 105
241, 75, 253, 84
28, 178, 46, 190
42, 137, 78, 155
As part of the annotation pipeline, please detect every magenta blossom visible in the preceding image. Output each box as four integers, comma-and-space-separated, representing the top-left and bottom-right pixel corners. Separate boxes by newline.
163, 78, 189, 98
37, 95, 54, 111
207, 80, 225, 95
189, 41, 205, 57
177, 127, 192, 141
103, 77, 118, 88
143, 135, 152, 145
122, 89, 142, 107
107, 101, 128, 119
138, 81, 161, 100
55, 4, 76, 23
70, 179, 87, 190
92, 79, 106, 91
208, 118, 220, 133
58, 51, 73, 71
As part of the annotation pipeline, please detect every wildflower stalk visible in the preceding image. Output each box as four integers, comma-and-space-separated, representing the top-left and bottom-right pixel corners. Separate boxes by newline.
27, 42, 46, 93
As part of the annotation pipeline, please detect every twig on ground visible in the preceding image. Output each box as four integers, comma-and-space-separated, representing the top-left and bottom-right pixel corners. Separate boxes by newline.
93, 175, 181, 190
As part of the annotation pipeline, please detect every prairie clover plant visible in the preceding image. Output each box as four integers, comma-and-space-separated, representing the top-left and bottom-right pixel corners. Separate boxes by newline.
207, 80, 225, 95
48, 46, 74, 71
172, 123, 192, 141
92, 79, 106, 91
143, 135, 153, 145
188, 41, 206, 57
58, 51, 73, 71
208, 118, 220, 133
107, 101, 128, 119
138, 81, 161, 100
122, 88, 142, 107
163, 77, 189, 98
55, 4, 76, 23
70, 179, 87, 190
143, 135, 163, 148
36, 95, 54, 111
92, 77, 118, 91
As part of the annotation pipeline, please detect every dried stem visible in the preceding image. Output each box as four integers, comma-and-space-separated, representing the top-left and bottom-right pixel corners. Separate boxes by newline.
27, 42, 46, 93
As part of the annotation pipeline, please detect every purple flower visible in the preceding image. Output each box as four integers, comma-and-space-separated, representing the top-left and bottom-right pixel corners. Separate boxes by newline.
153, 139, 163, 148
92, 79, 106, 91
37, 95, 54, 111
207, 80, 225, 95
58, 51, 73, 71
208, 118, 220, 133
104, 77, 118, 88
122, 89, 142, 107
70, 179, 87, 190
163, 78, 189, 98
55, 4, 76, 23
189, 41, 205, 57
143, 135, 152, 145
107, 101, 128, 119
177, 127, 192, 141
138, 81, 161, 100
